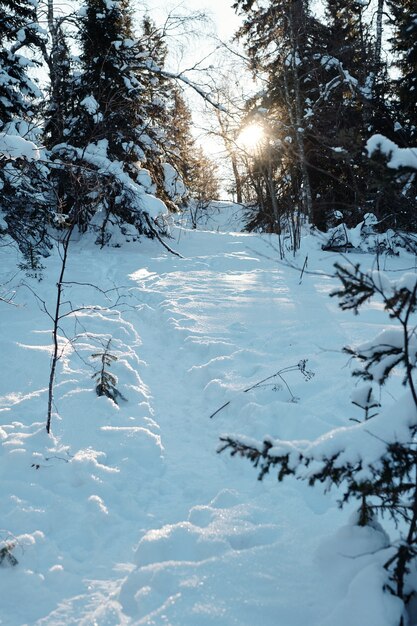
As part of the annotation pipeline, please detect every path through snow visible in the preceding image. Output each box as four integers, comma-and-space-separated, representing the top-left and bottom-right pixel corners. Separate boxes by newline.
0, 221, 405, 626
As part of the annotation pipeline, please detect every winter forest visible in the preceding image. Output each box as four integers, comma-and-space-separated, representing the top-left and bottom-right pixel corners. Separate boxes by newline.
2, 0, 417, 625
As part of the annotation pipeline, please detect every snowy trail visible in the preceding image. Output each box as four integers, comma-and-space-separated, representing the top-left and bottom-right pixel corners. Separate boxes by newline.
0, 223, 404, 626
110, 229, 354, 625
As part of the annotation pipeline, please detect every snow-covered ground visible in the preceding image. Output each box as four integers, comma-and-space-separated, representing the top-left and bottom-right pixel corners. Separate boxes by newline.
0, 207, 412, 625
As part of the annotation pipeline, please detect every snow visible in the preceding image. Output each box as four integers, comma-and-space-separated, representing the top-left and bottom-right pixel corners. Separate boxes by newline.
162, 162, 186, 202
53, 140, 168, 220
80, 95, 101, 118
16, 28, 26, 43
0, 132, 40, 160
319, 54, 340, 69
350, 384, 378, 410
367, 134, 417, 170
316, 519, 402, 626
1, 209, 416, 625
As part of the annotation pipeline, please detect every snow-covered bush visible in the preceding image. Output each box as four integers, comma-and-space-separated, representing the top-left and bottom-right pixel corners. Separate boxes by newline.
322, 212, 401, 255
220, 263, 417, 625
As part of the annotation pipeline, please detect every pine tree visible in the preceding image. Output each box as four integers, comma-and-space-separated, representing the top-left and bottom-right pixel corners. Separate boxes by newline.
0, 0, 43, 125
137, 15, 180, 209
307, 0, 373, 228
0, 0, 51, 271
44, 26, 73, 148
166, 88, 194, 192
388, 0, 417, 141
233, 0, 327, 230
325, 1, 368, 78
54, 0, 169, 240
163, 87, 216, 209
75, 0, 148, 166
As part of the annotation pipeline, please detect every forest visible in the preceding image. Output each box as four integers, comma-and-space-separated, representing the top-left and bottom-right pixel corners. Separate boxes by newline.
2, 1, 417, 626
1, 0, 417, 262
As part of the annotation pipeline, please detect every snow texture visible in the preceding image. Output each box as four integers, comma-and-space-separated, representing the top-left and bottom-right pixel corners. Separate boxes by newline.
53, 139, 168, 219
0, 206, 413, 625
367, 134, 417, 170
0, 132, 40, 160
162, 162, 187, 201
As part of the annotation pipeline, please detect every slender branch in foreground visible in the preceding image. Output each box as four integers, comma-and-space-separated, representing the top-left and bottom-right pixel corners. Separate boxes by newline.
143, 213, 184, 258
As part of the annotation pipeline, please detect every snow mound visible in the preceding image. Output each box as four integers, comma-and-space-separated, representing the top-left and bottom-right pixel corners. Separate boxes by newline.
0, 132, 40, 160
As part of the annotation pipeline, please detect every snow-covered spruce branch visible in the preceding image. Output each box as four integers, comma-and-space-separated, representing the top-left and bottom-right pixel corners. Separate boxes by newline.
219, 264, 417, 622
366, 135, 417, 171
49, 145, 184, 255
331, 262, 417, 407
218, 437, 297, 482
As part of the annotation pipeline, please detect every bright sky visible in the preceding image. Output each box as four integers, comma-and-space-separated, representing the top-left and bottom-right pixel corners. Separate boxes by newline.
144, 0, 241, 42
138, 1, 247, 189
183, 0, 241, 40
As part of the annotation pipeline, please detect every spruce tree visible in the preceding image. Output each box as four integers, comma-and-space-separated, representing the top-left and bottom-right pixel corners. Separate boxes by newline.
233, 0, 328, 231
44, 26, 73, 148
55, 0, 169, 240
137, 15, 180, 209
308, 0, 373, 228
0, 0, 43, 125
325, 1, 368, 78
0, 0, 51, 270
163, 87, 217, 209
388, 0, 417, 141
74, 0, 148, 165
166, 88, 194, 193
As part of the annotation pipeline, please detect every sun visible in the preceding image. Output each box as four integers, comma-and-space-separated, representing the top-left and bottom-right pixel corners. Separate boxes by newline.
237, 123, 265, 152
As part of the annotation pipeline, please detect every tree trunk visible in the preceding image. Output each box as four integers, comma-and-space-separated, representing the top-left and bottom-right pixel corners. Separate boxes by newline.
47, 226, 72, 433
284, 4, 313, 221
375, 0, 385, 64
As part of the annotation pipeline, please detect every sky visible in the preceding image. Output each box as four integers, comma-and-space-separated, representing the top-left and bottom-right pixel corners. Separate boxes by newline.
183, 0, 241, 40
141, 0, 248, 184
145, 0, 241, 41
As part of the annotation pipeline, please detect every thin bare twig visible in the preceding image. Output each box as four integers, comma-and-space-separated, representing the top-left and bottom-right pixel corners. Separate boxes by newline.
209, 361, 313, 418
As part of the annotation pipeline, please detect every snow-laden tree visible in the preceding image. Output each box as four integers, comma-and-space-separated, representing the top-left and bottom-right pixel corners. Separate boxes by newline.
163, 87, 194, 203
161, 87, 220, 214
43, 25, 73, 149
306, 0, 375, 229
387, 0, 417, 142
136, 15, 187, 210
233, 0, 333, 231
319, 0, 412, 231
0, 0, 52, 271
0, 0, 44, 125
49, 0, 170, 243
233, 0, 417, 235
